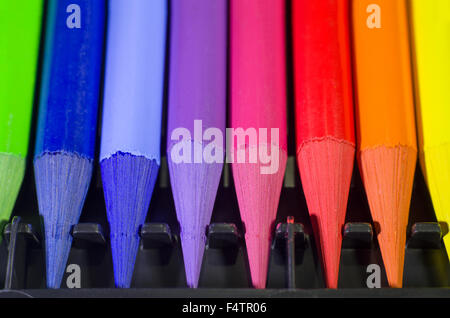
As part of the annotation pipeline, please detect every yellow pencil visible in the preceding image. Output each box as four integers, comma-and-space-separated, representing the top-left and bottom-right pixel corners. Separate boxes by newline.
410, 0, 450, 258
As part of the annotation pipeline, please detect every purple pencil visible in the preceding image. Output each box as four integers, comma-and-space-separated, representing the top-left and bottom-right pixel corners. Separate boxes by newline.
167, 0, 227, 288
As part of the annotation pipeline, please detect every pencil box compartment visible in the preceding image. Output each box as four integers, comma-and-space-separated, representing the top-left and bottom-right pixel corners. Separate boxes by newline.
0, 159, 448, 291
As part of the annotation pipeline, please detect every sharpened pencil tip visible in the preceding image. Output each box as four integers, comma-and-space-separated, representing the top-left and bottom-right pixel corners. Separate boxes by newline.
297, 137, 355, 289
110, 233, 140, 288
167, 149, 224, 289
180, 234, 206, 288
101, 152, 159, 288
0, 153, 25, 224
360, 145, 417, 289
245, 234, 271, 289
232, 149, 287, 289
45, 236, 72, 289
383, 247, 405, 288
34, 152, 93, 289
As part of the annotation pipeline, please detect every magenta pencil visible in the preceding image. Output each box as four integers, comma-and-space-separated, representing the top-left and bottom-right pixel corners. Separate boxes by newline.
230, 0, 288, 289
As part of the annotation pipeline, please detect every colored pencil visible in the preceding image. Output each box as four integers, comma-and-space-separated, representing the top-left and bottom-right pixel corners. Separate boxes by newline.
230, 0, 288, 289
411, 0, 450, 260
353, 0, 417, 288
100, 0, 167, 288
34, 0, 105, 289
167, 0, 226, 288
0, 1, 42, 225
292, 0, 355, 288
352, 0, 417, 288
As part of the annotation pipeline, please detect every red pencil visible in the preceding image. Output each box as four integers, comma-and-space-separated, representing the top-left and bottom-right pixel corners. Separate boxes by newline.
292, 0, 355, 288
230, 0, 288, 289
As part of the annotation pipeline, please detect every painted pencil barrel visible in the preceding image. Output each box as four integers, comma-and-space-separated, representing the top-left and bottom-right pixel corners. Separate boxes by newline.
293, 0, 354, 144
230, 0, 287, 144
0, 1, 43, 157
411, 0, 450, 148
100, 0, 167, 162
35, 0, 105, 159
353, 0, 416, 149
167, 0, 226, 142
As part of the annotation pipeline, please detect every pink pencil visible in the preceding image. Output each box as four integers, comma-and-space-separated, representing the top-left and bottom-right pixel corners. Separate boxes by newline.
230, 0, 287, 289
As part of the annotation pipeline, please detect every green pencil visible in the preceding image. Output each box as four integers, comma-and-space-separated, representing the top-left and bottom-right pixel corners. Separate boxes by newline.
0, 1, 43, 223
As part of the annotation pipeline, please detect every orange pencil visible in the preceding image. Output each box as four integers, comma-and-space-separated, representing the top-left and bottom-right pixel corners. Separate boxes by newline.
352, 0, 417, 288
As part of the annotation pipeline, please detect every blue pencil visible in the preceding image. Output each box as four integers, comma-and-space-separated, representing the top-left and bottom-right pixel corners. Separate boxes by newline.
100, 0, 167, 288
34, 0, 105, 289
